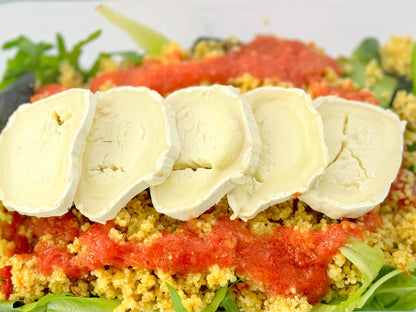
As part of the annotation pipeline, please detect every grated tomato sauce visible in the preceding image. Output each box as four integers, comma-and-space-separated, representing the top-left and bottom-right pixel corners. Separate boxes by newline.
89, 35, 341, 95
307, 80, 380, 105
29, 215, 372, 304
0, 266, 12, 299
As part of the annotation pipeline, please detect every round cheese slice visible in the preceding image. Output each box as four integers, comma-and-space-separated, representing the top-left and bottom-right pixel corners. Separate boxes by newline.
0, 89, 96, 217
150, 85, 261, 221
227, 86, 328, 220
74, 86, 180, 223
300, 96, 406, 219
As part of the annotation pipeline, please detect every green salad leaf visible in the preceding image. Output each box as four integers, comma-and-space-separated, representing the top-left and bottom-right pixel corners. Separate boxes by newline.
59, 30, 102, 80
95, 5, 170, 56
411, 42, 416, 96
358, 263, 416, 311
0, 31, 102, 89
339, 37, 399, 108
0, 293, 120, 312
220, 292, 240, 312
352, 38, 380, 64
86, 50, 143, 82
314, 239, 416, 311
166, 282, 189, 312
339, 38, 379, 86
0, 301, 15, 311
408, 141, 416, 152
0, 36, 53, 90
0, 30, 143, 91
313, 239, 385, 311
166, 280, 240, 312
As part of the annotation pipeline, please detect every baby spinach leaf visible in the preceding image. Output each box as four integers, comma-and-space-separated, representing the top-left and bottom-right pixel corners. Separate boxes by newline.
339, 37, 399, 108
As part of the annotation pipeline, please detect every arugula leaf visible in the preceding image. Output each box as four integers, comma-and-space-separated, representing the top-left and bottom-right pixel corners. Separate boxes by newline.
0, 293, 120, 312
341, 240, 385, 288
203, 284, 229, 312
358, 263, 416, 311
67, 30, 102, 80
56, 34, 67, 59
165, 282, 189, 312
221, 292, 240, 312
1, 7, 158, 90
339, 37, 399, 108
166, 280, 241, 312
314, 240, 416, 311
313, 239, 385, 311
0, 30, 110, 90
95, 5, 170, 56
0, 37, 52, 89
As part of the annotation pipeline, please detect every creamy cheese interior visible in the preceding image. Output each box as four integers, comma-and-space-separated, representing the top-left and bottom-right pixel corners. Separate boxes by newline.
0, 89, 95, 216
0, 86, 405, 223
151, 85, 260, 221
300, 96, 406, 218
227, 87, 328, 220
74, 87, 179, 223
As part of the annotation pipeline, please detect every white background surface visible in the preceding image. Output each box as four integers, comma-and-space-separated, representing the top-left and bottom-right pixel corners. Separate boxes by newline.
0, 0, 416, 76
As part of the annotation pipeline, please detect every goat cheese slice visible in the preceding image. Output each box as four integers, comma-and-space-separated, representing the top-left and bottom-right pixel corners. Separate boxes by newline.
0, 88, 96, 217
150, 85, 261, 221
227, 87, 328, 220
74, 86, 180, 223
300, 96, 406, 219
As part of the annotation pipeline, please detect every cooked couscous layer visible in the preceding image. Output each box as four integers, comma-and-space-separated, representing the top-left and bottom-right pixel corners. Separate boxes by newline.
0, 35, 415, 312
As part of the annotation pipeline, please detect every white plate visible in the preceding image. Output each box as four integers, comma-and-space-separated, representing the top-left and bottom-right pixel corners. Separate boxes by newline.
0, 0, 415, 76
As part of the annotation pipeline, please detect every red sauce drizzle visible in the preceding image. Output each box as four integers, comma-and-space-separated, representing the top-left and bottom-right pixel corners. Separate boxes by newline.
89, 36, 341, 95
307, 80, 379, 105
0, 266, 12, 300
2, 211, 80, 255
31, 213, 80, 243
31, 216, 366, 304
30, 83, 69, 103
2, 213, 31, 255
1, 208, 383, 303
358, 209, 383, 232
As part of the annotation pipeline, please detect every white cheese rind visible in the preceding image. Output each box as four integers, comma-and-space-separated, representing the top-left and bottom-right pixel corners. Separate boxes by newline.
300, 96, 406, 219
0, 88, 96, 217
150, 85, 261, 221
74, 86, 180, 223
227, 86, 328, 220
